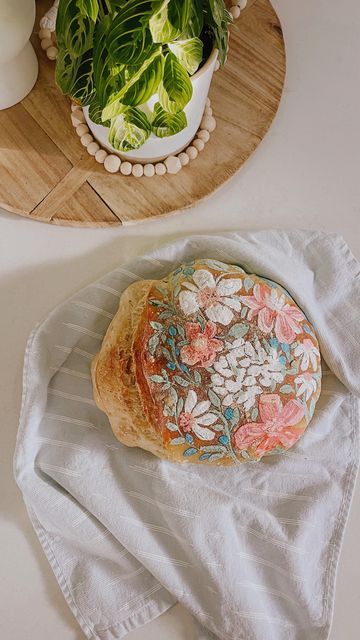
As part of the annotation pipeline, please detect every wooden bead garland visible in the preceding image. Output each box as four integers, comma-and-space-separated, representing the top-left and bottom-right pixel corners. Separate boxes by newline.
38, 0, 251, 178
69, 100, 216, 177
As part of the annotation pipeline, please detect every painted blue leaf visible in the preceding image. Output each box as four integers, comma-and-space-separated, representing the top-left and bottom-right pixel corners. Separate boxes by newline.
167, 422, 178, 431
169, 325, 177, 336
281, 343, 290, 352
167, 338, 175, 347
180, 364, 189, 374
270, 337, 279, 348
224, 407, 234, 420
218, 435, 229, 445
183, 447, 198, 456
279, 355, 287, 366
185, 433, 194, 444
199, 453, 211, 461
167, 362, 176, 370
183, 267, 195, 276
303, 324, 313, 335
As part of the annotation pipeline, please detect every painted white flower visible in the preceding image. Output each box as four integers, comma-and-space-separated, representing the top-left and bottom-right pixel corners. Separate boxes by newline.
210, 338, 285, 410
295, 373, 318, 400
294, 339, 320, 371
178, 389, 219, 441
179, 269, 242, 326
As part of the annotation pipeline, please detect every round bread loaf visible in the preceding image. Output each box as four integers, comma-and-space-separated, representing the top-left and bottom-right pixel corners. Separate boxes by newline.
91, 259, 321, 464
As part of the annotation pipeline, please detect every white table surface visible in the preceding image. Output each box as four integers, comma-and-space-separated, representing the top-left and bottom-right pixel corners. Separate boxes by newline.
1, 1, 359, 638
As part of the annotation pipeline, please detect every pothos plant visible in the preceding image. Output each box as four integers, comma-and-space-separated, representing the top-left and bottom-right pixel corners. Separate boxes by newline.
55, 0, 231, 152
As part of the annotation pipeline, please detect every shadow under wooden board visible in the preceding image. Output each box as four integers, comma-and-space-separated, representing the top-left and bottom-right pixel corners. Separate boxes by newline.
0, 0, 285, 227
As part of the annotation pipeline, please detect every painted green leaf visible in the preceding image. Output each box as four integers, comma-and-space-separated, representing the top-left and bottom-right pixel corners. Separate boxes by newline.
150, 321, 163, 330
228, 323, 249, 339
148, 333, 160, 355
150, 374, 165, 383
194, 370, 202, 384
158, 52, 192, 114
168, 37, 203, 75
208, 388, 221, 409
200, 444, 227, 453
170, 437, 186, 445
108, 107, 152, 152
176, 396, 184, 417
173, 375, 189, 387
280, 385, 294, 394
209, 452, 226, 461
152, 103, 187, 138
102, 51, 164, 119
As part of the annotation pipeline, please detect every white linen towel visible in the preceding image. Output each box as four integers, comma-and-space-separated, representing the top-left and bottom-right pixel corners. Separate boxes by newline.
14, 230, 360, 640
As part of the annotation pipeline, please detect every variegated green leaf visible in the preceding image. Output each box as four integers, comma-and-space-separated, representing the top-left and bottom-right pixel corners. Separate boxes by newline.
203, 0, 232, 66
56, 0, 95, 57
108, 0, 158, 66
102, 50, 164, 120
151, 102, 187, 137
158, 52, 192, 114
77, 0, 99, 22
181, 0, 204, 38
168, 37, 203, 75
108, 107, 152, 152
150, 0, 192, 43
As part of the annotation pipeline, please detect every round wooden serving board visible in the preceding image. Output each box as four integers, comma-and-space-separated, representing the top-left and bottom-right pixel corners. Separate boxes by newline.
0, 0, 285, 227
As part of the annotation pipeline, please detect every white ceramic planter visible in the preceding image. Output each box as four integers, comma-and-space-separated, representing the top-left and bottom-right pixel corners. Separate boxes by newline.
0, 0, 38, 110
84, 48, 218, 163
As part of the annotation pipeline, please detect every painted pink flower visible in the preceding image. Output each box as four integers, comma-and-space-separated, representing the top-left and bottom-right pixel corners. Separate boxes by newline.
180, 321, 223, 367
240, 284, 305, 344
233, 393, 305, 457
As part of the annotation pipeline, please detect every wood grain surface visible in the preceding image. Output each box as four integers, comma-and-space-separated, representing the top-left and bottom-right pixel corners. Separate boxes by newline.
0, 0, 285, 227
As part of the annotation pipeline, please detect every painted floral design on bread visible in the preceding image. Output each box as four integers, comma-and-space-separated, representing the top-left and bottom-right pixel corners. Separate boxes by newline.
131, 259, 322, 464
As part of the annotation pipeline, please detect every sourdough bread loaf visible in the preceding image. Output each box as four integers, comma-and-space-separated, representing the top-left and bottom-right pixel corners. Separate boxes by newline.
91, 259, 321, 464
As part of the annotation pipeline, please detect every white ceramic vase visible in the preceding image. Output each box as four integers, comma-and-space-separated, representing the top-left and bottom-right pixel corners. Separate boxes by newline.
0, 0, 38, 110
84, 48, 218, 164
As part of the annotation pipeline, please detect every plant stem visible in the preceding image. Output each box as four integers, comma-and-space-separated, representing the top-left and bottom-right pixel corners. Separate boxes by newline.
214, 410, 240, 464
